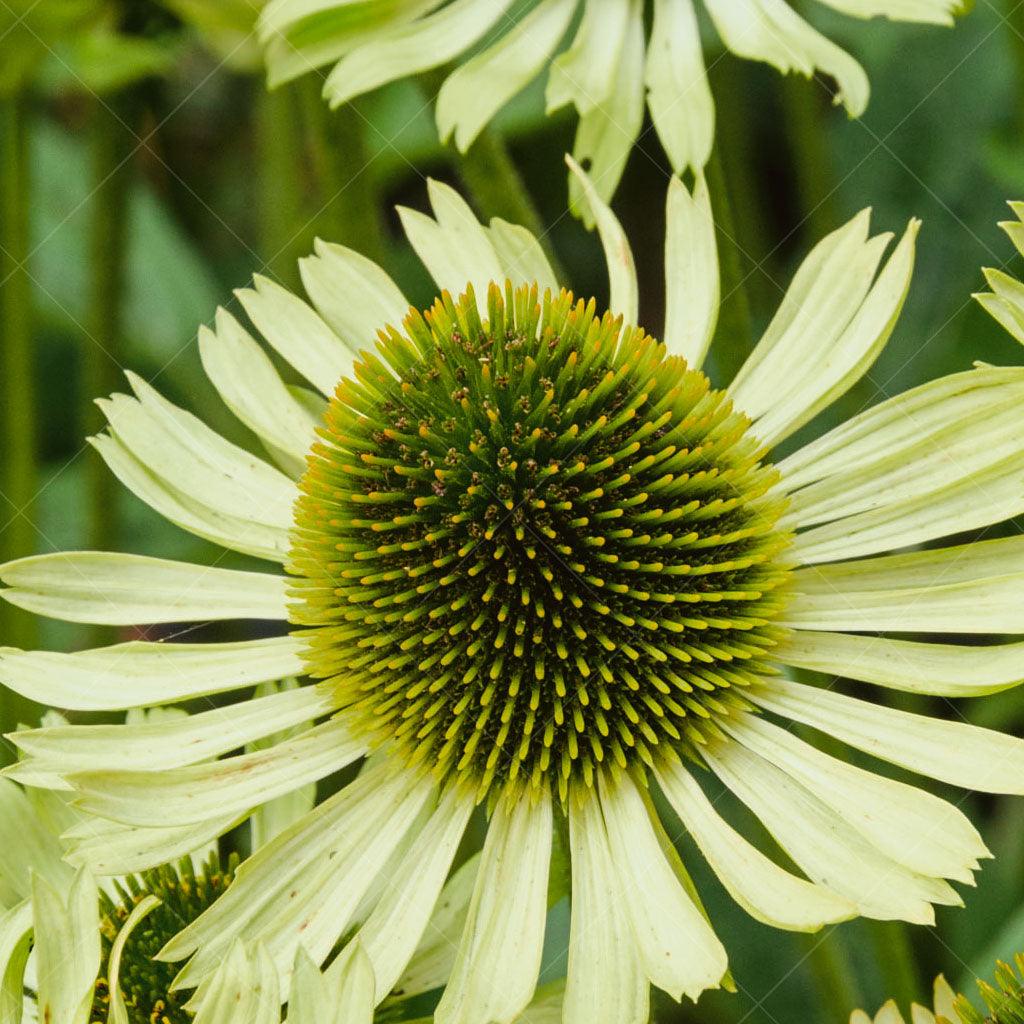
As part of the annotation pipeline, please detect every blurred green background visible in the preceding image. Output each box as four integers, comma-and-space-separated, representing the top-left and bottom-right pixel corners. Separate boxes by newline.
2, 2, 1024, 1022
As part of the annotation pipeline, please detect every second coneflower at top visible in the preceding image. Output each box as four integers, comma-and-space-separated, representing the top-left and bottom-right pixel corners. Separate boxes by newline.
255, 0, 966, 203
3, 168, 1024, 1024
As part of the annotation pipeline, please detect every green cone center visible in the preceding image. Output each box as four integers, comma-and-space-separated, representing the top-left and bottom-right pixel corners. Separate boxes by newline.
90, 855, 236, 1024
290, 283, 791, 801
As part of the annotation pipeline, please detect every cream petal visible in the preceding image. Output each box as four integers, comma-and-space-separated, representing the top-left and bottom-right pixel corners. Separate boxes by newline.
778, 366, 1024, 492
66, 813, 242, 875
814, 0, 960, 24
703, 0, 869, 115
198, 309, 318, 477
237, 274, 354, 396
790, 448, 1024, 564
782, 385, 1023, 530
486, 219, 559, 296
750, 677, 1024, 795
599, 771, 727, 1001
190, 941, 280, 1024
435, 791, 552, 1024
566, 156, 638, 324
646, 0, 714, 173
0, 636, 303, 712
933, 975, 958, 1020
395, 853, 479, 1000
772, 629, 1024, 698
299, 239, 410, 350
566, 0, 646, 214
323, 0, 510, 108
435, 0, 578, 152
729, 210, 877, 416
705, 740, 957, 923
159, 763, 409, 963
663, 173, 718, 368
546, 0, 628, 114
0, 551, 289, 625
656, 761, 856, 931
104, 373, 296, 527
751, 220, 918, 447
564, 791, 648, 1024
106, 896, 161, 1024
0, 779, 70, 901
358, 785, 474, 1000
724, 712, 988, 883
0, 902, 32, 1024
398, 182, 504, 311
71, 718, 364, 827
11, 682, 331, 777
32, 869, 99, 1024
90, 432, 290, 562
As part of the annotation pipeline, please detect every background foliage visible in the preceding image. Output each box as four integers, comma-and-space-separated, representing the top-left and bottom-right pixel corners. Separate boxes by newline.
2, 2, 1024, 1022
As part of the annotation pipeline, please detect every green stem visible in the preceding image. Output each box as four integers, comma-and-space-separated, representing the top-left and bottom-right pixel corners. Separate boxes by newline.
801, 929, 862, 1019
779, 74, 838, 245
258, 82, 306, 288
302, 89, 388, 267
867, 921, 922, 1012
0, 92, 40, 738
452, 127, 566, 283
1011, 5, 1024, 138
86, 99, 130, 550
704, 145, 754, 382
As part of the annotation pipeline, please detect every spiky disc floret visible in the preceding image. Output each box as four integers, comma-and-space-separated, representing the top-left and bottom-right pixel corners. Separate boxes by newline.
90, 853, 237, 1024
291, 283, 791, 801
955, 956, 1024, 1024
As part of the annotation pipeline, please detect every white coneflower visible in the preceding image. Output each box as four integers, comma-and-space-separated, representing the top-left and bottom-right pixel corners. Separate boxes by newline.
255, 0, 965, 202
4, 165, 1024, 1024
851, 976, 960, 1024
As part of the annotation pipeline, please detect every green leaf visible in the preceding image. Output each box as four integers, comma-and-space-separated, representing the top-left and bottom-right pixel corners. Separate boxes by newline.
39, 28, 183, 95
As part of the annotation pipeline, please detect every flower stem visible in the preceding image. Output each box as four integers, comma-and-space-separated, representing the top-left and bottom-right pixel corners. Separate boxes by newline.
866, 921, 921, 1011
704, 145, 754, 381
86, 98, 130, 553
452, 127, 566, 283
258, 82, 306, 289
801, 929, 862, 1018
301, 87, 388, 267
0, 91, 40, 736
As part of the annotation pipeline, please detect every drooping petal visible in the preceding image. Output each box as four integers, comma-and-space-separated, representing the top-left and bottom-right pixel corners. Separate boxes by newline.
0, 902, 32, 1024
705, 740, 958, 923
646, 0, 714, 173
32, 868, 100, 1024
106, 895, 161, 1024
663, 172, 718, 368
435, 790, 552, 1024
0, 636, 303, 712
566, 156, 638, 324
703, 0, 869, 116
564, 791, 648, 1024
567, 0, 646, 214
10, 682, 331, 777
546, 0, 628, 115
190, 941, 280, 1024
749, 677, 1024, 794
70, 717, 364, 826
723, 712, 988, 884
814, 0, 961, 24
324, 0, 511, 109
0, 552, 289, 625
656, 761, 856, 931
357, 785, 474, 1000
435, 0, 578, 152
599, 771, 727, 1001
486, 219, 559, 296
772, 630, 1024, 698
0, 779, 70, 902
198, 309, 318, 476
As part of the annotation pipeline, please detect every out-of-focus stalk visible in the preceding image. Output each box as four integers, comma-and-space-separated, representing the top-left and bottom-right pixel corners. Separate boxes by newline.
0, 91, 41, 739
802, 929, 862, 1019
867, 921, 922, 1013
454, 127, 565, 282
